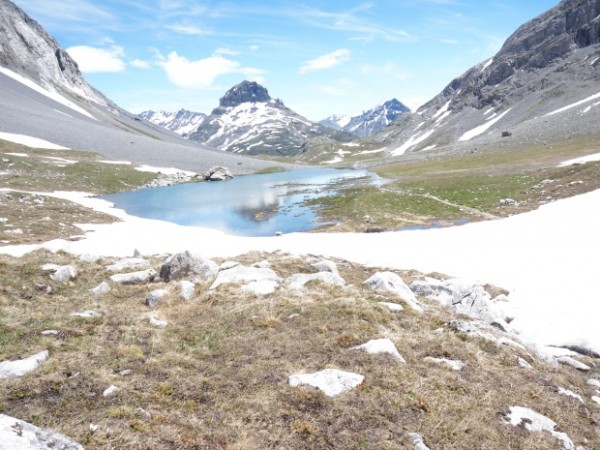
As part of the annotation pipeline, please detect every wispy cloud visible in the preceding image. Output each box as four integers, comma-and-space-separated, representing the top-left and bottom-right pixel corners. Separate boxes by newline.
441, 38, 460, 45
66, 45, 126, 73
12, 0, 114, 23
157, 51, 266, 89
165, 23, 211, 36
130, 59, 151, 69
299, 49, 351, 74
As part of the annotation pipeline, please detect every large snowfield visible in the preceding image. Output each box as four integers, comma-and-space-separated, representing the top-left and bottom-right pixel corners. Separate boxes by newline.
1, 181, 599, 356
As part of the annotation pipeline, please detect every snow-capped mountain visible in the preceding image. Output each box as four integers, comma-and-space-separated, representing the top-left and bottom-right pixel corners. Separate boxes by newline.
320, 99, 410, 138
374, 0, 600, 156
138, 109, 207, 137
189, 81, 351, 156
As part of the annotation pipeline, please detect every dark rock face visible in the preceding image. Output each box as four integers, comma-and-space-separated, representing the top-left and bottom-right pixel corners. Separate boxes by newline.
219, 81, 272, 108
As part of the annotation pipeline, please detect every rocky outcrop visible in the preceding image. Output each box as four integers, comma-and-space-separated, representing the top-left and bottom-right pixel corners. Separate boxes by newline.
364, 272, 425, 312
204, 166, 233, 181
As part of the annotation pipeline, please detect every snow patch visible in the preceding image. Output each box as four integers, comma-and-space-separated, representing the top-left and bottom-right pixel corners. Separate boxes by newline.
0, 132, 70, 150
505, 406, 575, 449
459, 108, 512, 141
545, 92, 600, 116
0, 66, 96, 120
480, 58, 494, 73
135, 165, 196, 176
558, 152, 600, 167
391, 129, 435, 156
99, 160, 132, 165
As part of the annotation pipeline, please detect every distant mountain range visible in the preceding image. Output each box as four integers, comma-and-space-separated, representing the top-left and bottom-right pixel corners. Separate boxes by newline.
138, 109, 207, 137
320, 99, 410, 138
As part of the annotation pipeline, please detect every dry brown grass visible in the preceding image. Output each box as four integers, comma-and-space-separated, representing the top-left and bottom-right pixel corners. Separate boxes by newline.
0, 251, 598, 449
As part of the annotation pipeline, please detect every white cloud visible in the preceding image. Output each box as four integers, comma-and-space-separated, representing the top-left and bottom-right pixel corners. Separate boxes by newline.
249, 45, 260, 51
165, 24, 210, 35
441, 38, 460, 45
130, 59, 151, 69
158, 52, 265, 89
214, 48, 240, 57
66, 45, 126, 73
299, 49, 351, 74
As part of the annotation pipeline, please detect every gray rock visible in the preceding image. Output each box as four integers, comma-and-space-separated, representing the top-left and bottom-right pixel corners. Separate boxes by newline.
557, 356, 591, 372
351, 338, 406, 363
377, 302, 404, 312
498, 198, 518, 206
146, 289, 168, 308
110, 269, 157, 285
105, 258, 149, 272
79, 254, 100, 263
448, 320, 526, 351
516, 356, 533, 369
409, 278, 510, 331
160, 251, 218, 282
70, 310, 101, 318
364, 272, 424, 312
287, 272, 346, 290
309, 260, 339, 274
505, 406, 576, 450
102, 385, 119, 397
0, 350, 49, 379
204, 166, 233, 181
49, 265, 77, 283
90, 281, 111, 297
210, 264, 282, 291
289, 369, 364, 397
179, 280, 195, 300
148, 315, 167, 328
0, 413, 84, 450
409, 433, 431, 450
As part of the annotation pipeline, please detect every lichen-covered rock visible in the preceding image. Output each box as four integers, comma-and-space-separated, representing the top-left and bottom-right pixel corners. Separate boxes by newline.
49, 265, 77, 283
160, 251, 218, 282
0, 414, 84, 450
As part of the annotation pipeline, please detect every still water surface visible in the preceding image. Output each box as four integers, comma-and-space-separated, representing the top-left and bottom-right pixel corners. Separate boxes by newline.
104, 168, 375, 236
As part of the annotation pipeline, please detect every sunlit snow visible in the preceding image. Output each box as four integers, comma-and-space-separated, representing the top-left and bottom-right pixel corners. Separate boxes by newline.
0, 132, 70, 150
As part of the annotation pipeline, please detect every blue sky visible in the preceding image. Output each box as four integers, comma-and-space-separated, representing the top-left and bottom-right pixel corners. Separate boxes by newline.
14, 0, 559, 120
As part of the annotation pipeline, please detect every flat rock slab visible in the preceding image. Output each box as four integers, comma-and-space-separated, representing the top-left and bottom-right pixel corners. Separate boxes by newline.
49, 265, 77, 283
110, 269, 157, 285
287, 272, 345, 290
351, 338, 406, 363
364, 272, 424, 312
210, 265, 282, 291
70, 310, 101, 319
105, 258, 149, 272
0, 350, 49, 379
424, 357, 464, 371
0, 414, 84, 450
505, 406, 576, 449
289, 369, 364, 397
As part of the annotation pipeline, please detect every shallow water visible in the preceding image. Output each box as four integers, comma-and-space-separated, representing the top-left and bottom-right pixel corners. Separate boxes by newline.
104, 168, 375, 236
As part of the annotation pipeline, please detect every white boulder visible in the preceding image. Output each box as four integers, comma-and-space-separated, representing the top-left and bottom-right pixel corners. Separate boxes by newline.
0, 414, 84, 450
0, 350, 49, 379
210, 265, 282, 291
289, 369, 364, 397
287, 272, 345, 290
364, 272, 424, 312
90, 281, 111, 297
102, 385, 119, 397
179, 280, 195, 301
49, 265, 77, 283
110, 269, 157, 285
105, 258, 149, 272
160, 251, 218, 282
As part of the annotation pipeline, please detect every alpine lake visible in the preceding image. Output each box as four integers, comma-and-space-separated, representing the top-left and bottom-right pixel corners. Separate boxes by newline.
104, 168, 379, 236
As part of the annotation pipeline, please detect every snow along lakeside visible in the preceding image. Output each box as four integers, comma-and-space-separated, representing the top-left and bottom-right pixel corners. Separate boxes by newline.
1, 187, 599, 356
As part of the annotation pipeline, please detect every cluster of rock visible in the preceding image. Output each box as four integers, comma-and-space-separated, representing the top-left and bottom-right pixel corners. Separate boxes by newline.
144, 171, 202, 188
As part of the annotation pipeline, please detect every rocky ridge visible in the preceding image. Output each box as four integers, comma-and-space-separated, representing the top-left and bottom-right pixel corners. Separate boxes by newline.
374, 0, 600, 157
138, 109, 207, 137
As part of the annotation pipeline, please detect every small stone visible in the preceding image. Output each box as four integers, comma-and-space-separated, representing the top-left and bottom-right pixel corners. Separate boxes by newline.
377, 302, 404, 312
103, 385, 119, 397
557, 355, 591, 371
424, 357, 464, 371
41, 330, 59, 336
148, 315, 167, 328
89, 423, 98, 433
137, 408, 151, 419
146, 289, 168, 308
288, 313, 300, 320
70, 310, 101, 318
587, 379, 600, 388
120, 369, 132, 376
516, 356, 533, 369
179, 280, 195, 301
409, 433, 431, 450
351, 338, 406, 363
90, 281, 111, 297
50, 265, 77, 283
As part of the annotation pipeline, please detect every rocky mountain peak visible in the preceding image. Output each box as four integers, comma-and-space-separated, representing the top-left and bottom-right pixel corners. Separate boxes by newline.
219, 81, 272, 108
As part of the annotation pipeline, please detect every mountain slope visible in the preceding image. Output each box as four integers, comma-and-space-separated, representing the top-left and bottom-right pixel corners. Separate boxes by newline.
188, 81, 351, 156
138, 109, 207, 137
0, 0, 279, 174
320, 99, 410, 138
375, 0, 600, 156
